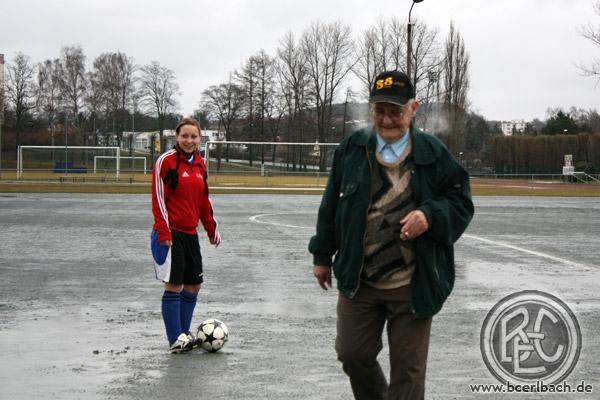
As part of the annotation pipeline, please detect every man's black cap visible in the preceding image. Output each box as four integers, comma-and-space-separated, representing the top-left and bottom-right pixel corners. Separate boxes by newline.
369, 70, 415, 105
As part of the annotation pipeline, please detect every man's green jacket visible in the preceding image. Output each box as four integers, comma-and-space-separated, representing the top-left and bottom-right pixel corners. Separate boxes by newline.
309, 125, 474, 317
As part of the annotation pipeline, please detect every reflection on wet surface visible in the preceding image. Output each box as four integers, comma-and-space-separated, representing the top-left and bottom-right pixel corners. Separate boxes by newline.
1, 194, 598, 399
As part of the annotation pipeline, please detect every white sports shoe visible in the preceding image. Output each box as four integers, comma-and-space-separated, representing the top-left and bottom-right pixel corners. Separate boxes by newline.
169, 332, 195, 354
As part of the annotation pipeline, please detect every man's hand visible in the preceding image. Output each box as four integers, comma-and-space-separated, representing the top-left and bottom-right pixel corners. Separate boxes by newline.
159, 240, 172, 246
400, 210, 430, 240
313, 265, 332, 290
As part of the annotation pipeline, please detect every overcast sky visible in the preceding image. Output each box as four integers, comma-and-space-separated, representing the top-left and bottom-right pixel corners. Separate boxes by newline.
2, 0, 599, 122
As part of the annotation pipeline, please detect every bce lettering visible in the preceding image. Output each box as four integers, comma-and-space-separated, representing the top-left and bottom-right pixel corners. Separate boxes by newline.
499, 306, 564, 374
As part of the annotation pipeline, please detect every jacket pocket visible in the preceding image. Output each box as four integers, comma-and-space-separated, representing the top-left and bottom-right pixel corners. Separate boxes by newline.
338, 180, 358, 201
335, 180, 359, 250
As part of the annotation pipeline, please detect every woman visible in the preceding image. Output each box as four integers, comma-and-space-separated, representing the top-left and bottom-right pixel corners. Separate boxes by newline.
151, 117, 221, 353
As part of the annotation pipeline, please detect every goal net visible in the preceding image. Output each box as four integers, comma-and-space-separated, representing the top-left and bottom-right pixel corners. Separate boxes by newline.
93, 156, 147, 174
204, 141, 339, 188
17, 146, 125, 179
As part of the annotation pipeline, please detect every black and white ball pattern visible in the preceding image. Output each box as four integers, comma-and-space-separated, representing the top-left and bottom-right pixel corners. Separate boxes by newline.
196, 318, 229, 352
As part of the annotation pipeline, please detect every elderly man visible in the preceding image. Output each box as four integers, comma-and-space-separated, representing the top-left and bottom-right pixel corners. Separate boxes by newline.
309, 70, 474, 399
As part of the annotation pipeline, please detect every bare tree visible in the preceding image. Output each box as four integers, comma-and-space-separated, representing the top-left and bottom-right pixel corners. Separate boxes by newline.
254, 50, 277, 142
235, 49, 277, 154
113, 53, 136, 146
264, 90, 286, 163
258, 60, 286, 164
409, 20, 441, 97
253, 51, 278, 164
580, 0, 600, 78
235, 55, 258, 165
387, 18, 407, 73
0, 54, 5, 154
237, 50, 278, 163
276, 31, 309, 139
201, 79, 244, 162
353, 25, 385, 98
441, 21, 470, 155
138, 61, 179, 154
58, 45, 87, 141
91, 53, 122, 144
577, 108, 600, 133
91, 52, 137, 147
85, 70, 106, 145
276, 31, 310, 170
408, 20, 443, 135
6, 52, 36, 154
353, 18, 439, 99
201, 81, 243, 142
302, 21, 354, 169
37, 58, 63, 139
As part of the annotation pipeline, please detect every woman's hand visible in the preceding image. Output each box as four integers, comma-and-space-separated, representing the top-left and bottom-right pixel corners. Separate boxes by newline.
210, 231, 221, 247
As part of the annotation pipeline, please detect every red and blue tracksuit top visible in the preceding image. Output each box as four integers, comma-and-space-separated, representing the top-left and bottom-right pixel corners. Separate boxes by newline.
152, 147, 219, 243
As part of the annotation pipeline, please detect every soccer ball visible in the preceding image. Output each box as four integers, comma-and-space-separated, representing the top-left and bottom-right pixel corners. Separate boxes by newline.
196, 318, 229, 352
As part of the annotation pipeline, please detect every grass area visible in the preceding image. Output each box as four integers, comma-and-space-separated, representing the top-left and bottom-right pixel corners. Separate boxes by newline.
210, 173, 328, 188
471, 177, 600, 197
1, 173, 599, 196
0, 182, 151, 194
1, 170, 152, 182
473, 185, 600, 197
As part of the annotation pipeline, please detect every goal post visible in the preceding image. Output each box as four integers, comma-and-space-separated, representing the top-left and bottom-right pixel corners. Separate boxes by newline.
17, 146, 121, 179
93, 156, 146, 174
204, 140, 339, 178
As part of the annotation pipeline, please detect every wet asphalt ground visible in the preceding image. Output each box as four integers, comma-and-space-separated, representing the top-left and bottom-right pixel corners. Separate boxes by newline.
0, 194, 598, 399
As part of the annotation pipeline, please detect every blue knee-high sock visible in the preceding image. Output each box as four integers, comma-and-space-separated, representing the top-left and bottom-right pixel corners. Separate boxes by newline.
162, 290, 182, 344
180, 290, 198, 334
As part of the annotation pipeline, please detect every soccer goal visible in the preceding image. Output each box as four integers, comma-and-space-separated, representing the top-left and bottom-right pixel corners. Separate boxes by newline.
204, 141, 339, 188
93, 156, 147, 174
17, 146, 121, 179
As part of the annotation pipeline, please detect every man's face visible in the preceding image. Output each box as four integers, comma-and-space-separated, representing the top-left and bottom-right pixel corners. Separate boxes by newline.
372, 101, 419, 142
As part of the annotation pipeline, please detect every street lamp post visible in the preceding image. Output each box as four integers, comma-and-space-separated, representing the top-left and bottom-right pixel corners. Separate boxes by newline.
131, 110, 135, 158
407, 0, 424, 80
49, 126, 55, 166
64, 113, 68, 174
0, 95, 3, 180
0, 104, 2, 180
0, 53, 4, 179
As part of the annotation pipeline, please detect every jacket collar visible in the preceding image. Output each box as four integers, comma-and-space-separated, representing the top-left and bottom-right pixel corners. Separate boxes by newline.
174, 144, 199, 161
409, 124, 437, 165
355, 123, 437, 165
172, 145, 207, 171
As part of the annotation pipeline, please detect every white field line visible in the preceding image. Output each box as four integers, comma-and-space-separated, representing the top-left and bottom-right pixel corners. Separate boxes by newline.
249, 213, 314, 229
463, 234, 588, 269
214, 186, 324, 191
249, 213, 589, 269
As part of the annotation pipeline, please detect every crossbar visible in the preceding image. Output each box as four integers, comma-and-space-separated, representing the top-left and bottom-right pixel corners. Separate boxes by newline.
17, 146, 121, 180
